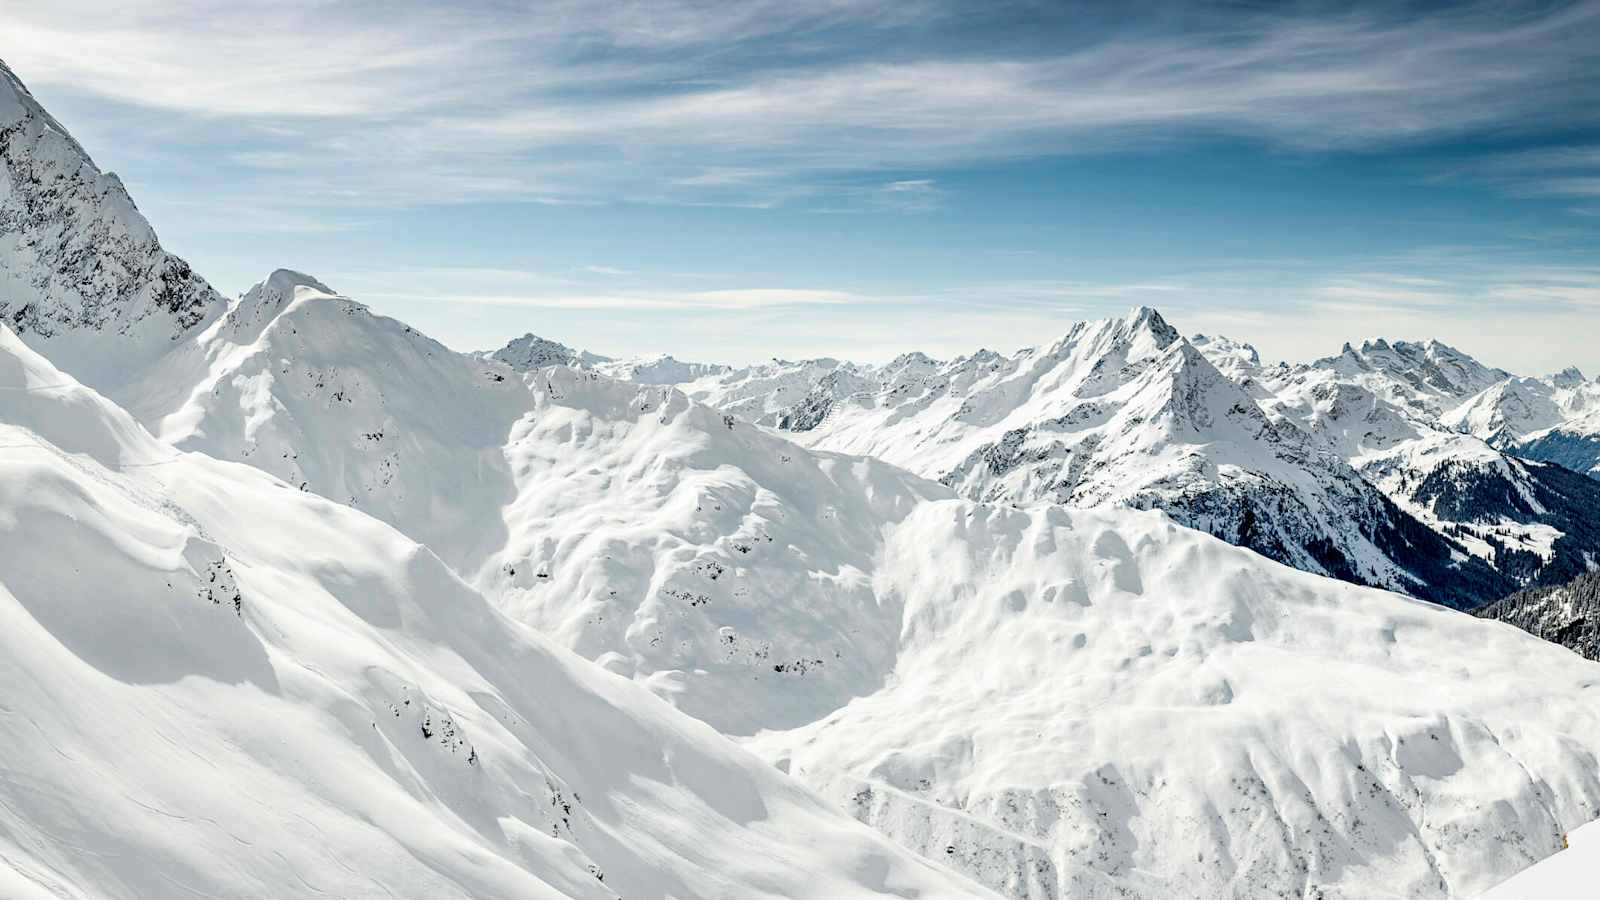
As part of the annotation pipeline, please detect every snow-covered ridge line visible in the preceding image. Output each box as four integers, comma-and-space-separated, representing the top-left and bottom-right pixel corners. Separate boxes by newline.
0, 323, 997, 900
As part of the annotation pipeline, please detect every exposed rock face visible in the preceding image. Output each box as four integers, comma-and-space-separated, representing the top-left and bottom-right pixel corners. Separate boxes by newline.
488, 332, 608, 371
0, 62, 222, 339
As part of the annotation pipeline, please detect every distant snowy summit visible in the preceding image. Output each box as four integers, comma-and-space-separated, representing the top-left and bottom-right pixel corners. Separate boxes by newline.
486, 331, 729, 383
556, 306, 1596, 609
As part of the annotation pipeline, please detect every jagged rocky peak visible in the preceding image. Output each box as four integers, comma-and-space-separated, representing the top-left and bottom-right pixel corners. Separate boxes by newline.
489, 331, 597, 371
1125, 303, 1180, 345
1039, 304, 1180, 366
1310, 334, 1512, 414
0, 59, 223, 340
1549, 365, 1588, 388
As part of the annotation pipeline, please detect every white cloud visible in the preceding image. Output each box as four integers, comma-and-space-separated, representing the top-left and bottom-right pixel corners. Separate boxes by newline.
4, 1, 1597, 209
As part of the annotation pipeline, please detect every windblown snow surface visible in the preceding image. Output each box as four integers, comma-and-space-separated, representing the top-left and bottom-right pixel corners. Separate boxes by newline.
0, 325, 994, 900
744, 500, 1600, 899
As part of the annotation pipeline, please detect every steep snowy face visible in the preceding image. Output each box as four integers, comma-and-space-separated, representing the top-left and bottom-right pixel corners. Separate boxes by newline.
1516, 410, 1600, 480
1441, 374, 1600, 481
1189, 332, 1263, 381
0, 61, 224, 411
1441, 375, 1600, 446
1304, 338, 1511, 419
489, 332, 612, 371
683, 308, 1500, 605
480, 365, 951, 734
1261, 367, 1600, 593
0, 325, 996, 900
751, 501, 1600, 900
1262, 340, 1600, 597
153, 273, 953, 734
159, 270, 539, 570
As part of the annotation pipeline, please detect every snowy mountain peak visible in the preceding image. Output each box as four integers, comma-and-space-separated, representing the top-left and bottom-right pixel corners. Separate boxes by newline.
1124, 303, 1180, 344
1550, 365, 1587, 388
1191, 332, 1263, 380
258, 268, 337, 299
0, 59, 92, 165
488, 331, 604, 371
1, 56, 225, 412
1310, 335, 1511, 417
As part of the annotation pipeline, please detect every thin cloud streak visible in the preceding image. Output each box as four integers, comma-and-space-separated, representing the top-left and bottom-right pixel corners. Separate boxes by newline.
5, 1, 1599, 209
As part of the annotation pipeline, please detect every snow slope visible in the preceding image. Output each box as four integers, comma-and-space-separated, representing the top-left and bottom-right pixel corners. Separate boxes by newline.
750, 500, 1600, 900
1479, 818, 1600, 899
159, 269, 537, 570
1443, 372, 1600, 448
482, 365, 948, 734
1515, 411, 1600, 480
145, 271, 954, 736
0, 324, 994, 900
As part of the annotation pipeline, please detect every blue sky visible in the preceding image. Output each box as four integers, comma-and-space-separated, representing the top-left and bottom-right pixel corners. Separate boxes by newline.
4, 0, 1600, 373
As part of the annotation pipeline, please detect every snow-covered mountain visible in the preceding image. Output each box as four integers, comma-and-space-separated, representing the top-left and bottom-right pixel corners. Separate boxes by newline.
487, 332, 613, 371
749, 499, 1600, 899
0, 60, 225, 422
487, 332, 729, 385
0, 325, 993, 900
592, 353, 731, 385
657, 315, 1600, 605
1301, 338, 1512, 420
6, 54, 1600, 900
1258, 361, 1600, 592
1516, 411, 1600, 480
667, 309, 1506, 606
1442, 370, 1600, 447
1442, 372, 1600, 481
158, 269, 539, 570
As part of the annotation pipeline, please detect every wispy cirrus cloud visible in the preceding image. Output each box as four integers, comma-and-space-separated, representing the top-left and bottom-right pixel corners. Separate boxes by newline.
331, 265, 855, 311
5, 0, 1600, 211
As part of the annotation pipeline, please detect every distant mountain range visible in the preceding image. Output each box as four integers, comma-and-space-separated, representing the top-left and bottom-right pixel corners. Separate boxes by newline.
484, 311, 1600, 614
